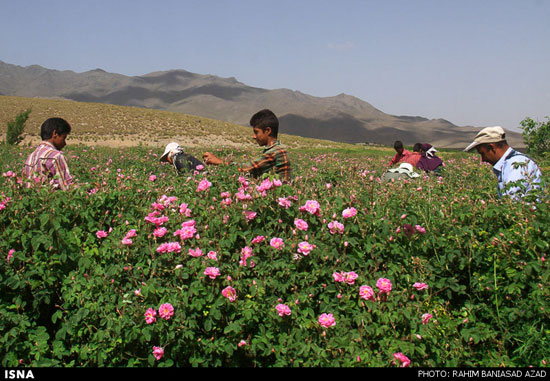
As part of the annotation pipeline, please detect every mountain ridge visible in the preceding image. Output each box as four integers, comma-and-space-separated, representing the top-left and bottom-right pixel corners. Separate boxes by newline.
0, 60, 524, 148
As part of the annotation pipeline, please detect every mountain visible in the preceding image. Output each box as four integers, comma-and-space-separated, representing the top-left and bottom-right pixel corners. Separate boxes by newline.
0, 60, 523, 148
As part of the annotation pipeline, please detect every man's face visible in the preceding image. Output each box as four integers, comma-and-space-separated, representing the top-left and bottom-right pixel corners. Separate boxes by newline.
252, 126, 271, 146
476, 144, 499, 165
51, 131, 68, 151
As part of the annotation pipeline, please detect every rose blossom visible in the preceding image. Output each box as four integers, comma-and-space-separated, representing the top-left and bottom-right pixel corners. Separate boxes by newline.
7, 249, 15, 263
152, 346, 164, 360
222, 286, 237, 302
413, 282, 429, 291
294, 218, 309, 231
393, 352, 411, 367
328, 220, 344, 235
421, 313, 433, 325
96, 230, 108, 239
153, 227, 167, 238
196, 179, 212, 192
376, 278, 392, 294
297, 241, 315, 256
318, 313, 336, 328
342, 207, 358, 219
158, 303, 174, 320
343, 271, 358, 285
251, 235, 265, 245
270, 237, 285, 250
144, 308, 157, 324
299, 200, 321, 216
204, 267, 220, 279
359, 285, 375, 301
275, 304, 292, 317
188, 247, 204, 257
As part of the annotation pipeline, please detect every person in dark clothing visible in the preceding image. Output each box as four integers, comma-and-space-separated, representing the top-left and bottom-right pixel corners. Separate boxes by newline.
160, 142, 204, 174
416, 143, 444, 173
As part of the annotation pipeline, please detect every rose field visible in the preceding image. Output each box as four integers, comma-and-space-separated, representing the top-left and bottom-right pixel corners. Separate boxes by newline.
0, 143, 549, 367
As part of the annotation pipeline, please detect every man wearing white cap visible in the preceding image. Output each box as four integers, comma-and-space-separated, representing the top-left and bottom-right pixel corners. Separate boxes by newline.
464, 126, 543, 199
160, 142, 204, 174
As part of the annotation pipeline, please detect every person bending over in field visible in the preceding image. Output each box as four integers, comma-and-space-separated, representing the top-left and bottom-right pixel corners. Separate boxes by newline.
160, 142, 204, 174
202, 109, 292, 183
464, 126, 543, 200
402, 143, 422, 167
416, 143, 444, 174
388, 140, 411, 167
23, 117, 73, 190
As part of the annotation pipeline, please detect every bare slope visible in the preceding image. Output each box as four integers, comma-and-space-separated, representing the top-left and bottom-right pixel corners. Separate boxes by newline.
0, 95, 356, 150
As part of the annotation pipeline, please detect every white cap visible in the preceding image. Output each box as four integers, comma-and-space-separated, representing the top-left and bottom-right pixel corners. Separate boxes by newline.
464, 126, 506, 152
160, 142, 181, 162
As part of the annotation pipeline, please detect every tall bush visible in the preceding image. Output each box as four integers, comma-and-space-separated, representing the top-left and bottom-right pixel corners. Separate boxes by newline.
520, 116, 550, 156
5, 109, 32, 146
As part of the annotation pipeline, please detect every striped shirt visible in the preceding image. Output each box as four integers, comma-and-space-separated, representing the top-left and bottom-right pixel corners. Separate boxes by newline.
238, 141, 292, 183
492, 147, 542, 199
23, 141, 73, 190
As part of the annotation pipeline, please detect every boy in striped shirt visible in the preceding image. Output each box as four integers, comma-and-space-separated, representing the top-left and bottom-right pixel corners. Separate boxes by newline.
202, 109, 292, 183
23, 118, 73, 190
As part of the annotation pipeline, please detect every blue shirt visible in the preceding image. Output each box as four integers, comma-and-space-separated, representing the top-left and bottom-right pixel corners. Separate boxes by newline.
492, 147, 543, 199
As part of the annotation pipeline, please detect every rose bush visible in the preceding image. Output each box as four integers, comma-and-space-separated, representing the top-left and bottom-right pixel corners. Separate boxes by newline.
0, 144, 549, 367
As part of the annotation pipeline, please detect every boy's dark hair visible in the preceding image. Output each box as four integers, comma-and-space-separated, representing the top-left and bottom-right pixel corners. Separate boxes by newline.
250, 109, 279, 137
41, 118, 71, 140
413, 143, 422, 152
394, 141, 404, 150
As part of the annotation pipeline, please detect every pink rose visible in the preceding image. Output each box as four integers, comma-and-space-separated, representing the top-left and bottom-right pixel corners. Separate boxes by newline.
413, 282, 429, 291
204, 267, 220, 279
332, 272, 345, 283
421, 313, 433, 325
144, 308, 157, 324
275, 304, 292, 317
270, 237, 285, 250
96, 230, 108, 239
376, 278, 392, 294
294, 218, 309, 231
222, 286, 237, 302
342, 207, 357, 219
297, 241, 315, 256
343, 271, 358, 285
188, 247, 204, 257
149, 175, 157, 182
328, 221, 344, 235
250, 235, 265, 245
359, 285, 375, 301
299, 200, 321, 216
318, 313, 336, 328
152, 346, 164, 360
393, 352, 410, 367
158, 303, 174, 320
7, 249, 15, 263
244, 210, 257, 221
153, 227, 167, 238
196, 179, 212, 192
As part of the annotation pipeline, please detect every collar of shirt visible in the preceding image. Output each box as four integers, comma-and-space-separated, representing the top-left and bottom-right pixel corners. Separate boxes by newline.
38, 141, 59, 152
492, 147, 514, 176
263, 141, 281, 153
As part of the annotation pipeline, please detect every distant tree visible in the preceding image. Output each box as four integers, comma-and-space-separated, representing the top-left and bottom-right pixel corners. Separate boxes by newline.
5, 109, 32, 145
520, 116, 550, 156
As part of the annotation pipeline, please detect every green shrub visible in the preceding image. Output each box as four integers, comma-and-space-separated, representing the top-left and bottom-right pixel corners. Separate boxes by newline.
5, 109, 32, 146
0, 145, 549, 367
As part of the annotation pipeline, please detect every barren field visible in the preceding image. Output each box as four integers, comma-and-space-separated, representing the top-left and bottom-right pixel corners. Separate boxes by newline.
0, 96, 366, 151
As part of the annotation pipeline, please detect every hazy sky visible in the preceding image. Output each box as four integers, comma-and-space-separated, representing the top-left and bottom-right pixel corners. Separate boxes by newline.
2, 0, 549, 132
